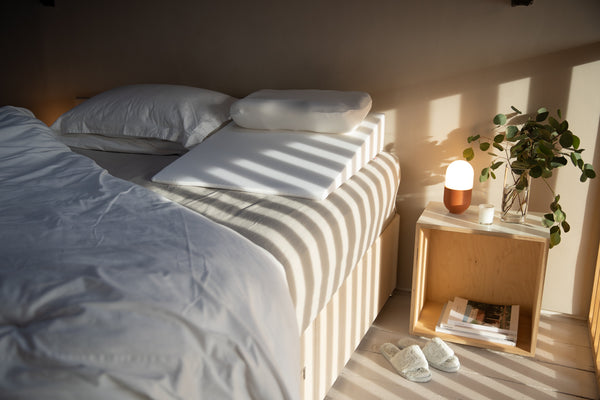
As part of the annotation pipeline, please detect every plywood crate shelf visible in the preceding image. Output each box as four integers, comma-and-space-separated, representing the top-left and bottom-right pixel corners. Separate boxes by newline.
410, 202, 549, 356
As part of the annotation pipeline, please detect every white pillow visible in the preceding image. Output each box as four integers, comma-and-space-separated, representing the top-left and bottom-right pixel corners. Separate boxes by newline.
230, 89, 372, 133
51, 84, 237, 149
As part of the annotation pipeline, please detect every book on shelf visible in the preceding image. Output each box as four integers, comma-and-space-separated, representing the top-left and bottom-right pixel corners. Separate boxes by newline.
449, 296, 519, 338
434, 298, 519, 346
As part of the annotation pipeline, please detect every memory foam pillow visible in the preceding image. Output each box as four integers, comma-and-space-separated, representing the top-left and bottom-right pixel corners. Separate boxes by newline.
51, 84, 237, 149
230, 89, 372, 133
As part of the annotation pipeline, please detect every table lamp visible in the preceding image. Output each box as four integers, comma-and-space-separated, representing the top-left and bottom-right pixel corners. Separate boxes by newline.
443, 160, 474, 214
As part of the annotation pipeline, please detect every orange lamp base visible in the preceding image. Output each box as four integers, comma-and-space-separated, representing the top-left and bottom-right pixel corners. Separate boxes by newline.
443, 186, 472, 214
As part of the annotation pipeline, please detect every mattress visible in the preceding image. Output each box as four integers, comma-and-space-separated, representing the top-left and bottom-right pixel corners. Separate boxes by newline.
75, 146, 401, 332
151, 113, 385, 200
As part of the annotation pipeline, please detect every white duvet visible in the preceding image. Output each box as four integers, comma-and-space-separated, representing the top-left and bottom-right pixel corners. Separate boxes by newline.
0, 106, 299, 399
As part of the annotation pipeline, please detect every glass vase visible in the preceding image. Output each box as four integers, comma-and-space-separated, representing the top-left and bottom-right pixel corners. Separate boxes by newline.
501, 166, 529, 223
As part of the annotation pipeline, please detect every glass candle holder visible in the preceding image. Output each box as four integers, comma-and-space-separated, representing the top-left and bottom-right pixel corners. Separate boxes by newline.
478, 203, 495, 225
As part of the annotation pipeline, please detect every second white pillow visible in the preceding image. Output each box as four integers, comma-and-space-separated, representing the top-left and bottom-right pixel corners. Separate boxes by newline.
230, 89, 372, 133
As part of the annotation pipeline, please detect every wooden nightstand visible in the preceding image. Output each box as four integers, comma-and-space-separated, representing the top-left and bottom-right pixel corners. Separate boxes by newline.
409, 201, 550, 356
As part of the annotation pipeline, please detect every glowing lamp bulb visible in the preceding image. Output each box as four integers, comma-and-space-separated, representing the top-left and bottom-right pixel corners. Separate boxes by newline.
443, 160, 474, 214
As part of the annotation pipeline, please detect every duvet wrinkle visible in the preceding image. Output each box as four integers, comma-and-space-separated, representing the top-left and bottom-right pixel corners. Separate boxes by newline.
89, 186, 136, 229
0, 275, 120, 328
182, 255, 208, 315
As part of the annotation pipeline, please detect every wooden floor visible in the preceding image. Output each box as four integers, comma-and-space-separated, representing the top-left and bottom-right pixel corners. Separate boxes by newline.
325, 291, 599, 400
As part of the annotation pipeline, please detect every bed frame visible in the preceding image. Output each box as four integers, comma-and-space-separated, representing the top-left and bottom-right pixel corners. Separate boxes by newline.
300, 213, 399, 400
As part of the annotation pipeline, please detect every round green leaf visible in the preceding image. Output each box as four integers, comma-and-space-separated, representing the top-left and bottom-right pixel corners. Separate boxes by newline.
480, 142, 490, 151
585, 164, 596, 179
559, 132, 573, 148
479, 168, 489, 182
530, 166, 543, 178
550, 157, 567, 168
554, 209, 566, 223
467, 134, 480, 144
493, 114, 507, 126
536, 108, 549, 122
542, 213, 554, 228
550, 230, 561, 247
463, 147, 475, 161
506, 125, 519, 139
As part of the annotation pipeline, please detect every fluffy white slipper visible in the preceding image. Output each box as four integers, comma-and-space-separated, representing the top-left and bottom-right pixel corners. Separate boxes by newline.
397, 337, 460, 373
379, 343, 432, 382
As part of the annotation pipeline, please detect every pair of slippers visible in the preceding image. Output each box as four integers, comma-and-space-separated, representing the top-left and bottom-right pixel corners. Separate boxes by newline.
380, 337, 460, 383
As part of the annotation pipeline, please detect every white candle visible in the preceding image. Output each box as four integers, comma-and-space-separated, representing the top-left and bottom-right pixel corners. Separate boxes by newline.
478, 204, 495, 224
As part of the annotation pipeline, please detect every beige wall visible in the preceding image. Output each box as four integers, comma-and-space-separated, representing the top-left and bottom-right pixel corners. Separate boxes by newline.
2, 0, 600, 317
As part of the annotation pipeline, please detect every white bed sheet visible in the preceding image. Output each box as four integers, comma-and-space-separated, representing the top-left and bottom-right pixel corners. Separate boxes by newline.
74, 147, 400, 333
151, 113, 385, 199
0, 106, 299, 400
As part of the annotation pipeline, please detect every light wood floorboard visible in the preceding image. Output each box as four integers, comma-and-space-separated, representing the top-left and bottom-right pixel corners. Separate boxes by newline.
326, 291, 599, 400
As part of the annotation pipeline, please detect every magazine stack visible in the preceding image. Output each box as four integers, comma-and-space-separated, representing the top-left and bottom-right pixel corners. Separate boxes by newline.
435, 296, 519, 346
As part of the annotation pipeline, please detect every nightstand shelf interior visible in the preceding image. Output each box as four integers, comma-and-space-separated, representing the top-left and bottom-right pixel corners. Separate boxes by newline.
410, 202, 549, 356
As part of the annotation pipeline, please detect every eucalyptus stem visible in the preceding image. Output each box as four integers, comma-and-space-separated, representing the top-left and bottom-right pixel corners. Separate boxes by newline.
539, 177, 557, 200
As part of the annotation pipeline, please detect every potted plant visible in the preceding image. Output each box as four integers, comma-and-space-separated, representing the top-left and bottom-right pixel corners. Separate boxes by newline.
463, 106, 596, 248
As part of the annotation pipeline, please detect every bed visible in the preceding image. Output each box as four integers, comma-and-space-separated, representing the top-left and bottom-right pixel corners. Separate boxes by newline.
0, 85, 400, 400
